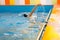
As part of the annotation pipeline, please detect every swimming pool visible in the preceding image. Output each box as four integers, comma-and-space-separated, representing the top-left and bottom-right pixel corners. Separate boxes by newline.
0, 5, 53, 40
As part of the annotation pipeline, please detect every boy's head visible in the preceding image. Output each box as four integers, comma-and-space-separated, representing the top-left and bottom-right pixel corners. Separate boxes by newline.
23, 14, 28, 17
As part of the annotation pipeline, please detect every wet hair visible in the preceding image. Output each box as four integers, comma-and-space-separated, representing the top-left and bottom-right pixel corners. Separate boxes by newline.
23, 14, 28, 17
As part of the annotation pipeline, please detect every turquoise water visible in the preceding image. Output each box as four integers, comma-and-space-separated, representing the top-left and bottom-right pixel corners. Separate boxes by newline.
0, 12, 48, 40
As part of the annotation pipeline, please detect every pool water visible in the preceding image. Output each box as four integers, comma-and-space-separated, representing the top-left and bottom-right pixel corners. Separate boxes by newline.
0, 12, 48, 40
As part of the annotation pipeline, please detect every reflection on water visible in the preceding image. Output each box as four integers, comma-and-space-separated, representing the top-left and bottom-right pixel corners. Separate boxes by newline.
0, 12, 48, 40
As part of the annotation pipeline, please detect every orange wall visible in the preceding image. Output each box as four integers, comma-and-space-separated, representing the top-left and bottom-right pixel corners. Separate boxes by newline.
25, 0, 30, 5
5, 0, 10, 5
57, 0, 60, 5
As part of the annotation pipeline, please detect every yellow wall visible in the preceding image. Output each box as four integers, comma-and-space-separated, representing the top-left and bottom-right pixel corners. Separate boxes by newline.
10, 0, 15, 5
30, 0, 40, 5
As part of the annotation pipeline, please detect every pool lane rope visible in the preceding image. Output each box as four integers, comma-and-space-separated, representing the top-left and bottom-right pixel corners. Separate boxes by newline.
37, 9, 52, 40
